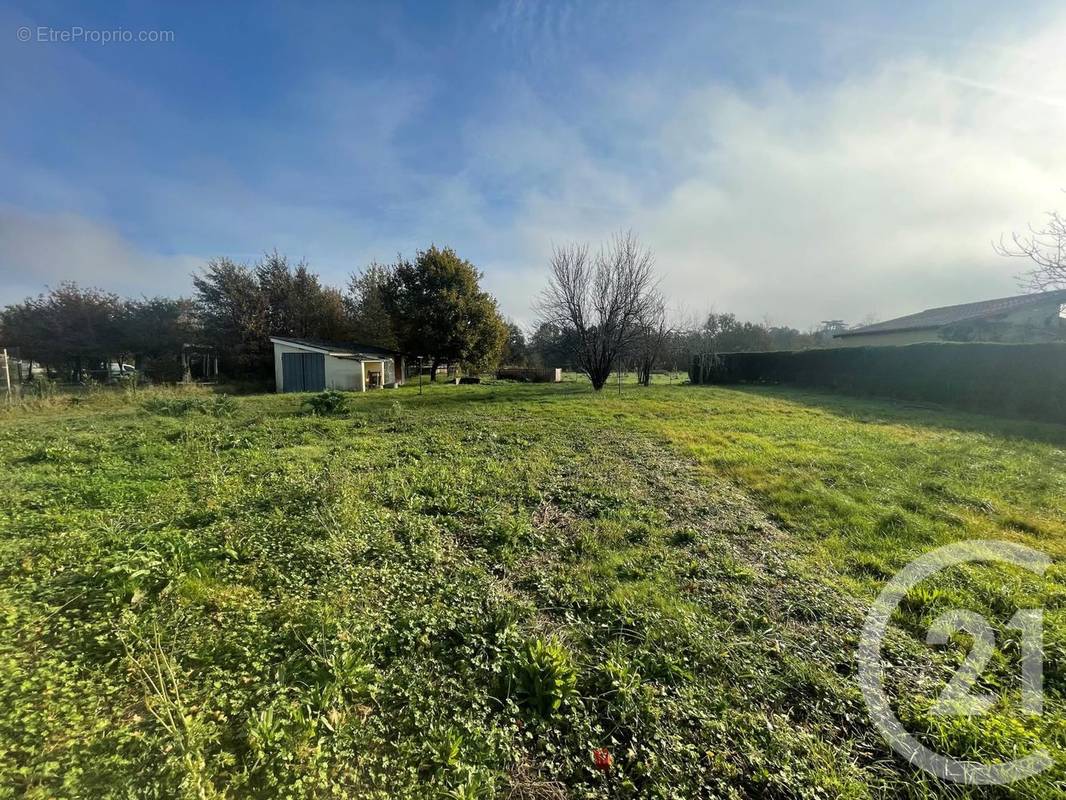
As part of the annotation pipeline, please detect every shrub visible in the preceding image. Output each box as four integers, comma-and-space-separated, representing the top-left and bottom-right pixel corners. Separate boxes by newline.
302, 390, 349, 416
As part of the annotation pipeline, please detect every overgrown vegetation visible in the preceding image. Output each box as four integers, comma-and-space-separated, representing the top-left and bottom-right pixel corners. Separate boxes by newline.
1, 380, 1062, 797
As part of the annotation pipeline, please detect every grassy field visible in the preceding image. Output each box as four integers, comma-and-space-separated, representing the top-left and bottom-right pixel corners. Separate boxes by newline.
1, 379, 1063, 798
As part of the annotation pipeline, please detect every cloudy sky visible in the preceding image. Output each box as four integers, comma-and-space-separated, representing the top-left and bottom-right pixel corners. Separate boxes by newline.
2, 1, 1065, 329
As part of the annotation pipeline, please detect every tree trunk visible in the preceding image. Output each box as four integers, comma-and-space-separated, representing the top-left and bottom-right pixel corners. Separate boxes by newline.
589, 363, 610, 390
430, 358, 440, 382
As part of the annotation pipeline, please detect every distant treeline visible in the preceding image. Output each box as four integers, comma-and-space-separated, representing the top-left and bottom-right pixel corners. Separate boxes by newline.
500, 312, 830, 378
0, 248, 516, 383
1, 248, 832, 384
0, 286, 197, 382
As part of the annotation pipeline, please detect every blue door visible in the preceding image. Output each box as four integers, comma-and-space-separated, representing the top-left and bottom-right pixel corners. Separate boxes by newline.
281, 352, 326, 392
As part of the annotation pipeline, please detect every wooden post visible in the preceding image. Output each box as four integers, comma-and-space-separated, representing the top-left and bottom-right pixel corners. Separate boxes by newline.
181, 345, 192, 383
2, 348, 10, 402
418, 356, 423, 395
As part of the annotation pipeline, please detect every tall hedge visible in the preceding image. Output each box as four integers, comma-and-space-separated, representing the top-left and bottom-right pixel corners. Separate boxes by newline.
689, 342, 1066, 423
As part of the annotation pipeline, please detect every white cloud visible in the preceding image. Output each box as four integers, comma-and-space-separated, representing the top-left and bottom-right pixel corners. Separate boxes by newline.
0, 209, 200, 304
487, 17, 1066, 328
4, 10, 1066, 333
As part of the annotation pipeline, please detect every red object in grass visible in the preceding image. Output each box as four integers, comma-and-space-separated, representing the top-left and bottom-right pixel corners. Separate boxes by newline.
592, 748, 612, 771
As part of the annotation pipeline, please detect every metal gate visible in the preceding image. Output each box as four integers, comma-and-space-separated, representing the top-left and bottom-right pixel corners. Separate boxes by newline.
281, 352, 326, 392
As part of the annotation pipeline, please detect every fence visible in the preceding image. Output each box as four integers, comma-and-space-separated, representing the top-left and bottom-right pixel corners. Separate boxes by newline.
689, 342, 1066, 423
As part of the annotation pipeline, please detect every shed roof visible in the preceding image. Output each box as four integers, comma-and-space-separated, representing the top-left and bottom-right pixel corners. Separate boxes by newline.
836, 290, 1066, 338
269, 336, 399, 359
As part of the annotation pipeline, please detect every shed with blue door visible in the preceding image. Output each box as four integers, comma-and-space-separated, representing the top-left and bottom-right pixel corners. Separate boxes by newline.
270, 336, 403, 393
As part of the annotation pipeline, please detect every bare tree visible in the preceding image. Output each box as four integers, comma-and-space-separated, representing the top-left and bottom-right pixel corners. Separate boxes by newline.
995, 209, 1066, 291
634, 293, 668, 386
537, 231, 657, 391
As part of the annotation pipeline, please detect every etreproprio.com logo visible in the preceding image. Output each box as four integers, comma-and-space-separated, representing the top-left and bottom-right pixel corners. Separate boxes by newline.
857, 540, 1053, 785
17, 25, 175, 44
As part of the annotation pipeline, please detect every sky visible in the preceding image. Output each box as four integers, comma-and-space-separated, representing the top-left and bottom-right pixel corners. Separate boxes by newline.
2, 0, 1066, 330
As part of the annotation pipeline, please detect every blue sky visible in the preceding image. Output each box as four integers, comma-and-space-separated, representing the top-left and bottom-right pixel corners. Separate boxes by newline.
2, 1, 1065, 327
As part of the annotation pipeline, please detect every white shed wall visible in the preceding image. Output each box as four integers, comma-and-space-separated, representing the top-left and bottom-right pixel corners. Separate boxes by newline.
326, 357, 363, 391
273, 340, 395, 392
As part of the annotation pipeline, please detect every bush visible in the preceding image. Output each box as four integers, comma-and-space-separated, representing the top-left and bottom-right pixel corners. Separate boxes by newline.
689, 342, 1066, 423
302, 390, 349, 416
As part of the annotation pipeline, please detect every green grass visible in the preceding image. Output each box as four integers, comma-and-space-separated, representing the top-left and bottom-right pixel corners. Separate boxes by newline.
0, 379, 1063, 798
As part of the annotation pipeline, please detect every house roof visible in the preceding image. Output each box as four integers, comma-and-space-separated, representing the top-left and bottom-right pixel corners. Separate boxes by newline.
269, 336, 399, 359
836, 290, 1066, 337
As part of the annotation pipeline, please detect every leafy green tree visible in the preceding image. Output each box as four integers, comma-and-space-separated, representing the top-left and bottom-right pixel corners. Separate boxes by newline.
0, 297, 50, 378
314, 287, 350, 340
193, 252, 348, 377
193, 258, 269, 376
2, 285, 200, 382
118, 297, 197, 380
672, 313, 818, 372
501, 320, 530, 366
257, 252, 348, 341
527, 322, 577, 369
702, 313, 772, 353
0, 283, 125, 380
346, 263, 400, 350
382, 246, 506, 378
766, 325, 818, 351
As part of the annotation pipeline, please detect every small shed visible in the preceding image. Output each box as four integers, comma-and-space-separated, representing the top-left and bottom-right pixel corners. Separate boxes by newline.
270, 337, 404, 393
